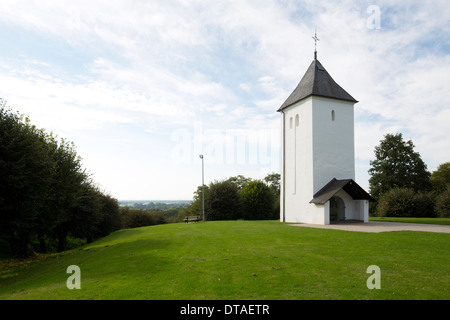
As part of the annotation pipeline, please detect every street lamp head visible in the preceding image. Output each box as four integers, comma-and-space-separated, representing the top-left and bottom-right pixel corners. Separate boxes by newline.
199, 154, 203, 159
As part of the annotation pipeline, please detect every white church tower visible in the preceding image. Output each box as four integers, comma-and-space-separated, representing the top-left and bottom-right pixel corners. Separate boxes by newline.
278, 49, 372, 225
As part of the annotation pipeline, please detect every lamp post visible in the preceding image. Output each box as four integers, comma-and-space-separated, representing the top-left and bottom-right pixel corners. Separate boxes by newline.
199, 154, 205, 222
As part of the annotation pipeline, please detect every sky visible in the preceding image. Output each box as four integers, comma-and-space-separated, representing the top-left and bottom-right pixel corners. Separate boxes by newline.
0, 0, 449, 200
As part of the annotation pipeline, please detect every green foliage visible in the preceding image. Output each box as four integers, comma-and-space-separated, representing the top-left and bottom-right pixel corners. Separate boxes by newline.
369, 133, 431, 200
263, 172, 280, 194
186, 173, 281, 221
368, 134, 449, 218
120, 208, 170, 228
69, 184, 121, 243
435, 189, 450, 218
430, 162, 450, 193
121, 209, 158, 229
264, 173, 280, 218
377, 188, 436, 218
415, 191, 438, 218
241, 180, 276, 220
0, 102, 121, 258
184, 185, 209, 218
205, 179, 242, 221
226, 175, 252, 190
0, 107, 54, 258
377, 188, 415, 217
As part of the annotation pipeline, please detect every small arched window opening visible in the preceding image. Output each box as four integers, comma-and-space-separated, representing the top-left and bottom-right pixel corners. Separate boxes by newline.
331, 110, 336, 122
289, 117, 293, 129
295, 114, 299, 127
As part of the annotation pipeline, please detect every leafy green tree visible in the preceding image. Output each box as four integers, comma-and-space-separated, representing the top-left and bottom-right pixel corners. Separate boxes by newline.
0, 107, 53, 258
97, 192, 121, 237
47, 137, 88, 252
70, 183, 121, 243
241, 180, 275, 220
369, 133, 431, 200
70, 183, 102, 243
205, 179, 242, 221
435, 189, 450, 218
183, 185, 209, 219
430, 162, 450, 193
1, 102, 121, 257
227, 175, 252, 190
264, 173, 280, 218
264, 173, 280, 194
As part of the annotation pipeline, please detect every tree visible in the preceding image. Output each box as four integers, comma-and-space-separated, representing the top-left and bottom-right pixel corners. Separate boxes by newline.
430, 162, 450, 193
435, 189, 450, 218
0, 107, 54, 258
183, 185, 209, 219
368, 133, 431, 200
264, 173, 280, 219
70, 183, 121, 243
205, 179, 242, 221
1, 102, 121, 257
97, 192, 121, 237
241, 180, 276, 220
47, 137, 88, 252
69, 183, 102, 243
227, 175, 252, 190
264, 173, 280, 194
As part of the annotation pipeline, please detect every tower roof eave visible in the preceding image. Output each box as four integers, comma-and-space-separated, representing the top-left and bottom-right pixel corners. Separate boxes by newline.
277, 59, 358, 112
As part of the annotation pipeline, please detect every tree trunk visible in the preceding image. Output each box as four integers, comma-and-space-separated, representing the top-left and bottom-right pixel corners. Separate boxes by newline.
37, 230, 47, 253
57, 233, 67, 252
16, 232, 34, 259
7, 235, 17, 256
39, 237, 47, 253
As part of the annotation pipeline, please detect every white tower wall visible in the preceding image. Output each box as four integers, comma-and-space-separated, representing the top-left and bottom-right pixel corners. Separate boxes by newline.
280, 97, 356, 224
312, 97, 355, 194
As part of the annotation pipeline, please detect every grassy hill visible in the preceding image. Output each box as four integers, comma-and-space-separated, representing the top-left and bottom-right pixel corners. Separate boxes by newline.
0, 221, 449, 300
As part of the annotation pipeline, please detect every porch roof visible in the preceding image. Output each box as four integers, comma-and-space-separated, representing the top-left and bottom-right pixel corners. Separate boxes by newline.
310, 178, 374, 205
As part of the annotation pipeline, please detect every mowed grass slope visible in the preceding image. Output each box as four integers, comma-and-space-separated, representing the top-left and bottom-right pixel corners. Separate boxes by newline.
0, 221, 449, 300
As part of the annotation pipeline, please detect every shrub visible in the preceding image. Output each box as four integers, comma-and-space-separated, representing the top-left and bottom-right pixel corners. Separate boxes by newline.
377, 188, 417, 217
414, 191, 437, 218
377, 188, 437, 218
121, 209, 157, 229
435, 189, 450, 218
241, 180, 276, 220
205, 179, 242, 221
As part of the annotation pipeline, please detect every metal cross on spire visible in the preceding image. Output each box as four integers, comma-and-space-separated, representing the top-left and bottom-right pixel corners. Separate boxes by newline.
312, 29, 320, 59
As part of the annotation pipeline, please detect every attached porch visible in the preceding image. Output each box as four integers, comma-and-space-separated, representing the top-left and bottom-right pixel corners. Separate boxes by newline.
310, 178, 374, 225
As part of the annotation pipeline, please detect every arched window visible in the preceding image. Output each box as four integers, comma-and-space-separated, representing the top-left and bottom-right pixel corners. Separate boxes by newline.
295, 114, 299, 127
331, 110, 336, 122
290, 117, 293, 129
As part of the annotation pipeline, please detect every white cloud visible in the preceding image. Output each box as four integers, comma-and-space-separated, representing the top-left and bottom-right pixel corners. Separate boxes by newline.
0, 0, 449, 199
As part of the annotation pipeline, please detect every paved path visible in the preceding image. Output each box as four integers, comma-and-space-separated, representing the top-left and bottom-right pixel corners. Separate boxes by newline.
290, 221, 450, 234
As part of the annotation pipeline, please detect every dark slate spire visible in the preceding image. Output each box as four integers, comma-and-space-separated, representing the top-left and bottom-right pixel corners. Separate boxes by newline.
277, 59, 358, 112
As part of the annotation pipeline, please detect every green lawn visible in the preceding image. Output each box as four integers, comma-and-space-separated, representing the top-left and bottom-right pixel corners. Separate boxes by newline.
0, 221, 449, 300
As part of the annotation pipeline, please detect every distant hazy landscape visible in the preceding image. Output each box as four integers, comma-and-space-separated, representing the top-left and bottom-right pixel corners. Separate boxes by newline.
119, 200, 192, 210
